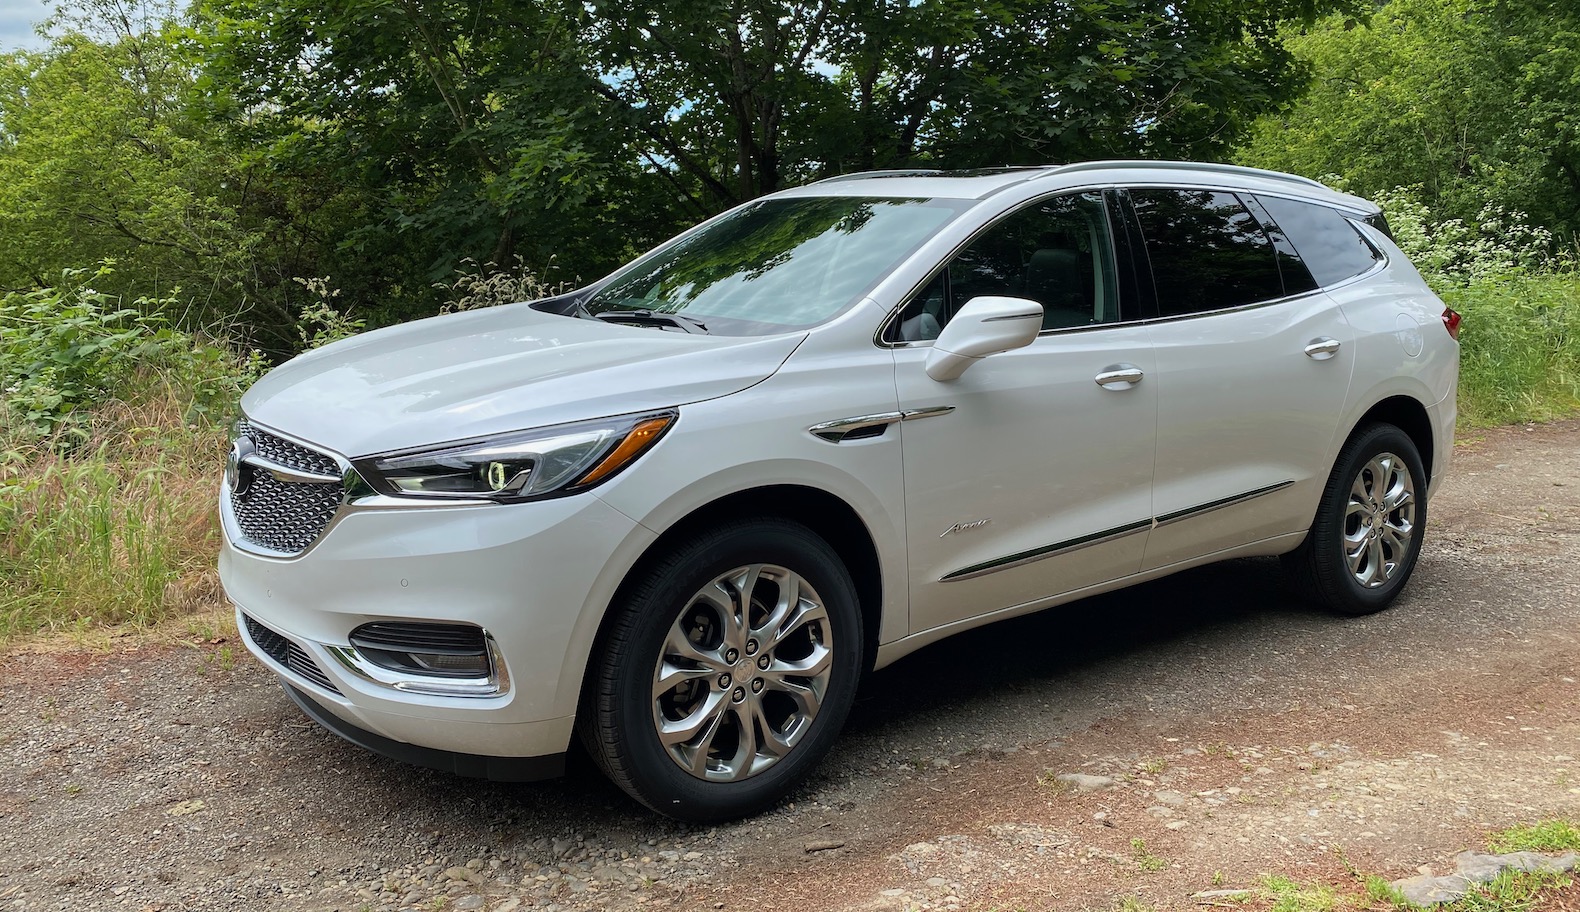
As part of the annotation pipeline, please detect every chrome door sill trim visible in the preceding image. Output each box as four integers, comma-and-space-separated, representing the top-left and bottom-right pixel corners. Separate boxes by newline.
941, 519, 1151, 582
1154, 479, 1295, 527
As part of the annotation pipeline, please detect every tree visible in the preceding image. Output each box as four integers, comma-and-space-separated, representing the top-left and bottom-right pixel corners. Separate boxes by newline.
576, 0, 1369, 207
201, 0, 1364, 276
1236, 0, 1580, 239
0, 0, 360, 349
199, 0, 677, 310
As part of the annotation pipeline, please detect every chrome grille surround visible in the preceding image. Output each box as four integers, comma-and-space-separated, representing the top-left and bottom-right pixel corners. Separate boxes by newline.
240, 420, 341, 477
226, 420, 347, 556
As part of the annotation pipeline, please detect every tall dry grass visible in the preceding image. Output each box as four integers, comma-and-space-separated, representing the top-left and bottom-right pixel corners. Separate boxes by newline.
0, 377, 227, 642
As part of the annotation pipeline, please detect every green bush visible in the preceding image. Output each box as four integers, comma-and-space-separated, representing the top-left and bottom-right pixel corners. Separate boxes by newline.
1449, 273, 1580, 425
0, 264, 260, 641
0, 262, 262, 445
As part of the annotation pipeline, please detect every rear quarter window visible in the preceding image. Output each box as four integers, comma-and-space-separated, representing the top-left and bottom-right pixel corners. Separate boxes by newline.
1255, 195, 1383, 288
1128, 189, 1285, 316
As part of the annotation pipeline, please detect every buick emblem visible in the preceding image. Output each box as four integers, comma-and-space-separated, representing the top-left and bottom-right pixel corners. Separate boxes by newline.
227, 436, 256, 498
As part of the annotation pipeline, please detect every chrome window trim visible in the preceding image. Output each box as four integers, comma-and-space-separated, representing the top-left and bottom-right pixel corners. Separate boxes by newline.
874, 179, 1389, 350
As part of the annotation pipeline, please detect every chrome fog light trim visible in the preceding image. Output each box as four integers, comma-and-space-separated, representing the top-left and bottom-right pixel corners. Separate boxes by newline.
326, 631, 511, 698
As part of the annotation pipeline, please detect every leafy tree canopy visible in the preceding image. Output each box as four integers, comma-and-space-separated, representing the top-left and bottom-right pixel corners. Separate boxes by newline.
1237, 0, 1580, 239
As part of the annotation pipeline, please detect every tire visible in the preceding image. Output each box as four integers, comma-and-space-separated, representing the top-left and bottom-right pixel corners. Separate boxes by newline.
1283, 423, 1428, 616
578, 518, 863, 821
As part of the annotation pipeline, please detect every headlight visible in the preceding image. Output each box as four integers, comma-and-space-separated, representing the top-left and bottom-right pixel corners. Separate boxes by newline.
352, 410, 676, 502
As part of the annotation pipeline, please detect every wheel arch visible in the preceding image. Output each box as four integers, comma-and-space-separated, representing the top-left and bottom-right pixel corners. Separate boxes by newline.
586, 485, 885, 692
1348, 394, 1436, 480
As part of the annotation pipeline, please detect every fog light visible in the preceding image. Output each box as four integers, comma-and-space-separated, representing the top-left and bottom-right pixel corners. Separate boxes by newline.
330, 621, 507, 697
408, 651, 491, 676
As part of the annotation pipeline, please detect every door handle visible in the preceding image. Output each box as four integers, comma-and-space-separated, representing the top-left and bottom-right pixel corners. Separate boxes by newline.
1094, 365, 1144, 390
1304, 337, 1342, 360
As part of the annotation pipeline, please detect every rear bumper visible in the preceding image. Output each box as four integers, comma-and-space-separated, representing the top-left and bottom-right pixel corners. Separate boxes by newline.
1429, 387, 1457, 497
282, 682, 565, 782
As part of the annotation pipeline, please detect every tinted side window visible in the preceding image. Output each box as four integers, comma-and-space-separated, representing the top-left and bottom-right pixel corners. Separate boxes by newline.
1242, 195, 1319, 296
1129, 189, 1285, 316
1255, 195, 1383, 287
890, 192, 1119, 341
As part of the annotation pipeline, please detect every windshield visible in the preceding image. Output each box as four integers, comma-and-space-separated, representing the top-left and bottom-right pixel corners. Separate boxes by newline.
585, 196, 969, 335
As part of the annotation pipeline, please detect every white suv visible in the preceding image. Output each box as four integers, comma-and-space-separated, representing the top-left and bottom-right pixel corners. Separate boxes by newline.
219, 162, 1459, 820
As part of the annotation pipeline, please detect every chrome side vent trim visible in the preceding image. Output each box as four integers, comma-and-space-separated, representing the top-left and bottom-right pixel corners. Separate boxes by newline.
809, 406, 954, 443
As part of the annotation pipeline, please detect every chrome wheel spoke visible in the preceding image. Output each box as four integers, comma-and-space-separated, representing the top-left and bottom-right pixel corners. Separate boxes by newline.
659, 690, 728, 748
763, 598, 829, 652
1380, 523, 1410, 559
694, 579, 745, 651
769, 643, 832, 678
655, 659, 720, 695
751, 572, 799, 643
763, 673, 824, 720
724, 706, 760, 781
1364, 536, 1386, 587
748, 696, 795, 759
661, 627, 728, 675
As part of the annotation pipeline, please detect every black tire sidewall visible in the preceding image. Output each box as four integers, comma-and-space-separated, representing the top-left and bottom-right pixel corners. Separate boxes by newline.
601, 520, 862, 821
1309, 424, 1429, 615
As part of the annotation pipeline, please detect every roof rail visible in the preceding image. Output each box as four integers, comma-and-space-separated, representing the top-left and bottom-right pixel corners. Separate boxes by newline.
812, 169, 945, 184
1048, 160, 1330, 190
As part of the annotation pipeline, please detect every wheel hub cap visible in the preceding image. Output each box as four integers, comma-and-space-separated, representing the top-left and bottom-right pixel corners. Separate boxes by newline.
651, 564, 834, 782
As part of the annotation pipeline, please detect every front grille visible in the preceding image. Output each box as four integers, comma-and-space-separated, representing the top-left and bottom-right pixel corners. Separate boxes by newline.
229, 421, 344, 554
350, 622, 487, 654
243, 613, 341, 694
241, 421, 340, 477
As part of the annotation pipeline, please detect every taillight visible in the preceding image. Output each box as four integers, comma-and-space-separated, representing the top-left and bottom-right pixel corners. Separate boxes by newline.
1442, 307, 1461, 341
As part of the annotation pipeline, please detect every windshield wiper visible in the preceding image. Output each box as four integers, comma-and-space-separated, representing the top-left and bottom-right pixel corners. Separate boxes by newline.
592, 309, 710, 334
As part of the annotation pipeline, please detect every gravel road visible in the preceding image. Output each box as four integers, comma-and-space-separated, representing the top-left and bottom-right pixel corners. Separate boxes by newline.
3, 421, 1578, 912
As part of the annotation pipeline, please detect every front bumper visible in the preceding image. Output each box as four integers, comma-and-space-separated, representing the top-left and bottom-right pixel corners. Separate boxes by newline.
221, 484, 655, 766
281, 682, 564, 781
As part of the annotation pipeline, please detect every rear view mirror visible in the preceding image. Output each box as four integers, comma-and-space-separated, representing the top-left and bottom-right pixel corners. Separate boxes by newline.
925, 296, 1043, 381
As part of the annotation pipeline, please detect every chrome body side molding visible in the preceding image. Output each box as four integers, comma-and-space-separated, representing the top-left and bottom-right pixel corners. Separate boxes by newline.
940, 479, 1294, 582
1154, 479, 1295, 527
940, 519, 1151, 582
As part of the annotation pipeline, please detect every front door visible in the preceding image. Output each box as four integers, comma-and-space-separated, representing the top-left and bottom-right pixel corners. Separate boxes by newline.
890, 191, 1159, 636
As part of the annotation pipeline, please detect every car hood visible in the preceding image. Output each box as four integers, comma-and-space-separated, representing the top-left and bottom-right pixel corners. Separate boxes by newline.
241, 303, 806, 457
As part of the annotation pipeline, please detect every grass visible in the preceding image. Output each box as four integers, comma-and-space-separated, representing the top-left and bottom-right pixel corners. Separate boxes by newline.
1261, 874, 1343, 912
1447, 271, 1580, 426
1487, 820, 1580, 854
0, 377, 227, 644
1130, 838, 1167, 873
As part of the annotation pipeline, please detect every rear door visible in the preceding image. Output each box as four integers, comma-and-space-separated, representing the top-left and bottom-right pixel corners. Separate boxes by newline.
1124, 188, 1356, 570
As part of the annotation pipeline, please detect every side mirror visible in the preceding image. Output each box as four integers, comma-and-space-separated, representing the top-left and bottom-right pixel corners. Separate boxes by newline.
925, 296, 1043, 381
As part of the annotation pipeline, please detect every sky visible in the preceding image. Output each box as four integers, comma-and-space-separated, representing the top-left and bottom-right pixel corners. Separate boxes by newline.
0, 0, 51, 52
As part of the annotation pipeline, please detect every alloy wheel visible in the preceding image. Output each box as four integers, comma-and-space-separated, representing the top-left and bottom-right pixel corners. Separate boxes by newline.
1342, 451, 1416, 589
650, 564, 833, 782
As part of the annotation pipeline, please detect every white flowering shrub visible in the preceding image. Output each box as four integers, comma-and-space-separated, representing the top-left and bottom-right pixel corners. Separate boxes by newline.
1372, 186, 1554, 285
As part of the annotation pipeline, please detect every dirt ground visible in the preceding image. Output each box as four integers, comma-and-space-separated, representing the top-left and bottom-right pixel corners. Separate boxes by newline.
3, 421, 1578, 912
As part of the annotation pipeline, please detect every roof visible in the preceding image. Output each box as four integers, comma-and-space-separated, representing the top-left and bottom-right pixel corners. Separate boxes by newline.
779, 161, 1377, 213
